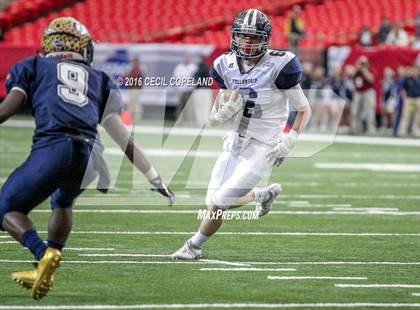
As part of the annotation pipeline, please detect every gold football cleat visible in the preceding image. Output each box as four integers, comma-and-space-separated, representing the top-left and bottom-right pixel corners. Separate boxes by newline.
31, 248, 62, 300
11, 269, 54, 290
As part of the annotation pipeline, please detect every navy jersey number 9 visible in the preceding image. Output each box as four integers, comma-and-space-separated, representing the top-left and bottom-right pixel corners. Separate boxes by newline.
57, 63, 89, 107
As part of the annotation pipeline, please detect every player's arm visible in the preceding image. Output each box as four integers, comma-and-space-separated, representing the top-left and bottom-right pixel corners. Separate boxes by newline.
266, 55, 311, 166
1, 58, 34, 124
102, 114, 175, 206
286, 85, 312, 134
0, 90, 25, 124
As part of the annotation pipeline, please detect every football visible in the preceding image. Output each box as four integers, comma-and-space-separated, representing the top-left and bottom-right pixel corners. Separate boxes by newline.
214, 89, 242, 111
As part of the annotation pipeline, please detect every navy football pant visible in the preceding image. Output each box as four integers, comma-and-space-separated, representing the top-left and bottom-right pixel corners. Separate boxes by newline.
0, 138, 93, 230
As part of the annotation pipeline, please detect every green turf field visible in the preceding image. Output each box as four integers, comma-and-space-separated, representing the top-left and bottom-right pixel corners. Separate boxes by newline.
0, 120, 419, 309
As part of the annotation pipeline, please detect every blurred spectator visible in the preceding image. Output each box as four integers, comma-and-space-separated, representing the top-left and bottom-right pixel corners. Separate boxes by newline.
398, 65, 420, 137
377, 17, 391, 44
308, 65, 340, 131
189, 55, 213, 127
412, 35, 420, 50
385, 23, 409, 47
308, 66, 325, 130
284, 5, 304, 55
328, 68, 345, 130
351, 56, 376, 134
416, 13, 420, 36
359, 25, 373, 46
172, 54, 198, 120
301, 62, 313, 91
124, 57, 144, 123
393, 66, 408, 136
381, 67, 397, 131
193, 55, 210, 88
338, 65, 355, 129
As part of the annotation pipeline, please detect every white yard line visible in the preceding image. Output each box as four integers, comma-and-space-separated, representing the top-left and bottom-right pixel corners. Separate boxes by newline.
0, 259, 246, 266
199, 268, 296, 271
283, 182, 420, 189
280, 194, 420, 200
243, 262, 420, 266
333, 208, 400, 212
1, 259, 419, 266
412, 293, 420, 296
31, 209, 420, 216
0, 241, 18, 244
32, 231, 420, 237
79, 254, 169, 257
1, 303, 420, 309
315, 163, 420, 173
199, 259, 250, 267
288, 203, 352, 208
65, 248, 115, 251
268, 276, 367, 280
5, 119, 420, 147
335, 284, 420, 288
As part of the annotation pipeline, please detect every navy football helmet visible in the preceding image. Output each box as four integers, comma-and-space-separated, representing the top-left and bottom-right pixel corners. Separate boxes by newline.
231, 9, 272, 59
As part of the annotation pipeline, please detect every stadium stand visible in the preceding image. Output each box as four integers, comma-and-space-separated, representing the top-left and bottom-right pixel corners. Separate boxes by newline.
1, 0, 418, 48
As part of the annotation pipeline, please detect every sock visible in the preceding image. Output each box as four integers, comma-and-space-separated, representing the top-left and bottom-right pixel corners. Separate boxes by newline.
20, 230, 47, 261
189, 231, 209, 249
252, 188, 266, 204
47, 240, 64, 252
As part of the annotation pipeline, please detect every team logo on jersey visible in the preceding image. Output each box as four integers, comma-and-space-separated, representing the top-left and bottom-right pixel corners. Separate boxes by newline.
228, 63, 234, 68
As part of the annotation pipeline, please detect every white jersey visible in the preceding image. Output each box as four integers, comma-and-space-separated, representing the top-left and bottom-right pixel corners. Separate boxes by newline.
211, 49, 309, 144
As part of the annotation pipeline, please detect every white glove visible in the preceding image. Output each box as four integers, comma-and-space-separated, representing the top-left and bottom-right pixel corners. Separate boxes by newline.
214, 91, 244, 123
266, 129, 299, 166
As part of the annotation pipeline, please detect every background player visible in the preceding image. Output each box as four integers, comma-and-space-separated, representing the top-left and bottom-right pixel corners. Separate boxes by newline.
172, 9, 311, 259
0, 17, 174, 299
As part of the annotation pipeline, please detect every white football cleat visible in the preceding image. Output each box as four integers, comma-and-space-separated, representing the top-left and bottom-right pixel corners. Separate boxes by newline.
171, 240, 202, 260
256, 183, 282, 217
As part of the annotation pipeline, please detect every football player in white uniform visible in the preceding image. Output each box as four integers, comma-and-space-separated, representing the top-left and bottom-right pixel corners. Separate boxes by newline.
172, 9, 311, 259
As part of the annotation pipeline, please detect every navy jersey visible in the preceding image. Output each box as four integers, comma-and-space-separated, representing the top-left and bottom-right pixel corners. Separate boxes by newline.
6, 56, 123, 149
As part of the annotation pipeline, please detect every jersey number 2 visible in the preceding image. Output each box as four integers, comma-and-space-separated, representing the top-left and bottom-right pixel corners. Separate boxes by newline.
57, 63, 89, 107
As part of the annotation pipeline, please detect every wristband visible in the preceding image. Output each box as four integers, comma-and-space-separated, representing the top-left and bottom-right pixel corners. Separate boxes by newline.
145, 166, 159, 181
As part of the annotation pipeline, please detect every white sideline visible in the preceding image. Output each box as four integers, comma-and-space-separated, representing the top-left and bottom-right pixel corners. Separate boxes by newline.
1, 303, 420, 309
199, 268, 296, 271
4, 119, 420, 147
335, 284, 420, 288
268, 276, 367, 280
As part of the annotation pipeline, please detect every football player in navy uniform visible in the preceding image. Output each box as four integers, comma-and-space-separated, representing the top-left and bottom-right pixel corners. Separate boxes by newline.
0, 17, 174, 299
172, 9, 311, 259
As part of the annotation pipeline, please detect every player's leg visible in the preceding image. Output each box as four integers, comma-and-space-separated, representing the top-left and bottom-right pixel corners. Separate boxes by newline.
0, 144, 69, 260
172, 133, 241, 259
0, 142, 74, 293
173, 139, 277, 259
31, 140, 92, 300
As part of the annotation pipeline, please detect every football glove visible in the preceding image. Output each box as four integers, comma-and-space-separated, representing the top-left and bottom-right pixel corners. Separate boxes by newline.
266, 129, 299, 166
214, 91, 244, 123
150, 177, 175, 207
